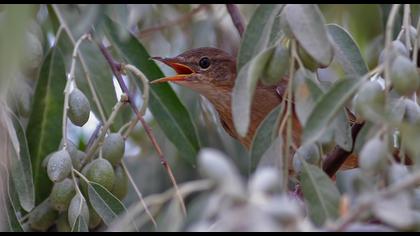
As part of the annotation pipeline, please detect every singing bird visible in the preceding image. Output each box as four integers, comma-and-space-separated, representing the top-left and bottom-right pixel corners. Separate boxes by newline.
151, 47, 357, 170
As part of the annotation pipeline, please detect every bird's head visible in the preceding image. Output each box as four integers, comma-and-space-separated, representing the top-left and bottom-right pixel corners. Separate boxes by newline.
151, 47, 237, 96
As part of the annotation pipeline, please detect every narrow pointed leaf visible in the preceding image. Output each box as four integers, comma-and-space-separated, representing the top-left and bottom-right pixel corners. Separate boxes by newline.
300, 160, 340, 226
10, 113, 34, 212
327, 24, 368, 76
71, 216, 89, 232
87, 181, 127, 226
250, 104, 283, 172
237, 4, 284, 71
303, 78, 363, 145
103, 17, 200, 164
26, 41, 67, 204
284, 4, 333, 66
233, 47, 276, 137
333, 109, 353, 152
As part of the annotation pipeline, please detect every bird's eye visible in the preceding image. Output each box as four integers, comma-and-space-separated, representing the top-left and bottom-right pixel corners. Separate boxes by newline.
199, 57, 211, 69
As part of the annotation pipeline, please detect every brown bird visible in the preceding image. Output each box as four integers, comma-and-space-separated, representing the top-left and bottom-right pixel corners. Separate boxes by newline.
151, 47, 357, 172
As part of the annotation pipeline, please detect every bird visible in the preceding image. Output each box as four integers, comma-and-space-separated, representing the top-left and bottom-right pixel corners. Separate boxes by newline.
150, 47, 358, 172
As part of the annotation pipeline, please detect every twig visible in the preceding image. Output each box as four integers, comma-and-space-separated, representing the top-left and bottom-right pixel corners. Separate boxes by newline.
62, 33, 90, 149
121, 161, 157, 228
384, 4, 401, 91
82, 95, 127, 166
123, 64, 150, 116
52, 4, 108, 124
322, 122, 365, 177
96, 42, 187, 217
403, 4, 412, 51
138, 5, 207, 38
330, 170, 420, 231
86, 122, 103, 150
226, 4, 245, 38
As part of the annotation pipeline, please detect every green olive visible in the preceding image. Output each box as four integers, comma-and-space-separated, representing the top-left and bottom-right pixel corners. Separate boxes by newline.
354, 81, 385, 120
83, 158, 115, 192
111, 164, 128, 200
101, 133, 125, 166
47, 150, 72, 182
28, 198, 58, 232
390, 55, 420, 96
68, 88, 91, 127
56, 213, 71, 232
50, 178, 76, 212
292, 143, 320, 174
263, 44, 290, 85
359, 138, 388, 173
297, 46, 319, 72
88, 203, 102, 230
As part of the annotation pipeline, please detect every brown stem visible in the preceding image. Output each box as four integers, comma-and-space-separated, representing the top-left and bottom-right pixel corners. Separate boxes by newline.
96, 41, 187, 216
86, 122, 102, 150
322, 122, 365, 177
138, 5, 208, 38
226, 4, 245, 38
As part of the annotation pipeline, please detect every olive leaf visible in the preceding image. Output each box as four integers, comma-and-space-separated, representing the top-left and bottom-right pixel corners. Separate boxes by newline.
26, 40, 67, 204
250, 104, 284, 173
300, 159, 340, 226
283, 4, 333, 66
303, 78, 363, 145
10, 113, 35, 212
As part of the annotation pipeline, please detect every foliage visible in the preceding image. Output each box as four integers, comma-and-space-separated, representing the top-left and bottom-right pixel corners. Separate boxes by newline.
2, 3, 420, 232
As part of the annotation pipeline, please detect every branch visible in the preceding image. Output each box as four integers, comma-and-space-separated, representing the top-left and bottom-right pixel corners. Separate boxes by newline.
226, 4, 245, 38
96, 42, 187, 216
138, 5, 208, 38
322, 122, 364, 177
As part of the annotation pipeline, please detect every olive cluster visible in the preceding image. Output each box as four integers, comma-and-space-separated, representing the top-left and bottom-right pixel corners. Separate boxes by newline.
28, 88, 129, 231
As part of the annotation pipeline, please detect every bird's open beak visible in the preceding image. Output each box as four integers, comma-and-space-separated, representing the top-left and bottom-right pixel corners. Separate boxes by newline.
150, 57, 195, 84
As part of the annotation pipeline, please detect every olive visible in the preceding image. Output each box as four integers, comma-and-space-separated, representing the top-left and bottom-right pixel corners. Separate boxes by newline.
68, 88, 91, 127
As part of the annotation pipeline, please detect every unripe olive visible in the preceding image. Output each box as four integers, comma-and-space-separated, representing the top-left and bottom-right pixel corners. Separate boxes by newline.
101, 133, 125, 166
297, 46, 319, 72
71, 150, 86, 171
68, 193, 89, 229
390, 55, 420, 96
111, 164, 128, 200
263, 44, 290, 85
56, 213, 71, 232
28, 199, 58, 232
50, 178, 76, 212
359, 137, 388, 173
403, 98, 420, 124
378, 40, 410, 65
47, 150, 72, 182
398, 26, 417, 48
354, 81, 385, 120
88, 203, 102, 230
68, 88, 91, 127
84, 158, 115, 191
292, 143, 320, 174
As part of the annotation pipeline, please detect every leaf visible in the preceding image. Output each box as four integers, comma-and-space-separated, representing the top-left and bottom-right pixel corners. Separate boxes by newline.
10, 113, 35, 212
250, 104, 283, 172
284, 4, 333, 66
87, 181, 127, 226
294, 69, 324, 126
103, 17, 201, 164
0, 165, 23, 232
256, 136, 283, 172
300, 160, 340, 226
303, 78, 363, 145
327, 24, 369, 77
26, 40, 67, 204
71, 216, 89, 232
232, 47, 276, 137
333, 109, 353, 152
373, 193, 415, 229
237, 4, 284, 71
